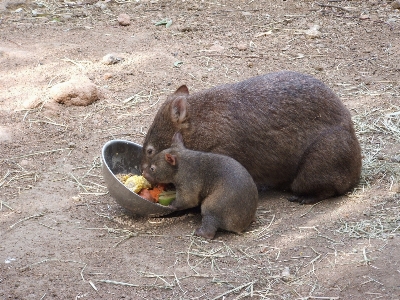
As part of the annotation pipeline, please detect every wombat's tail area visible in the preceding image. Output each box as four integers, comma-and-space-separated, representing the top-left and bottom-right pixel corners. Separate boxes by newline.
289, 126, 362, 204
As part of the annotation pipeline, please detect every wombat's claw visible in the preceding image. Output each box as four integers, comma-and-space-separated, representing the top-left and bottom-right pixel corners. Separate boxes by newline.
288, 195, 318, 205
195, 227, 216, 240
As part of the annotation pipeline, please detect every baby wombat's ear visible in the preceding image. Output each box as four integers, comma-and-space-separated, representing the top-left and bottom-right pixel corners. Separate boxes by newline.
165, 153, 177, 166
171, 132, 185, 148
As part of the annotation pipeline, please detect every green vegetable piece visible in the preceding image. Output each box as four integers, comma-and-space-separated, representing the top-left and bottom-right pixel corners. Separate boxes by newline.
158, 191, 176, 206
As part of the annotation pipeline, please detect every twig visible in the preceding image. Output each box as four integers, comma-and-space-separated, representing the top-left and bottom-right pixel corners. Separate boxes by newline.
88, 280, 98, 291
362, 247, 371, 265
61, 57, 85, 70
316, 2, 353, 12
193, 54, 261, 59
20, 258, 85, 271
211, 281, 256, 300
9, 212, 45, 229
80, 264, 87, 281
1, 201, 14, 211
96, 279, 172, 289
4, 148, 71, 161
300, 202, 320, 217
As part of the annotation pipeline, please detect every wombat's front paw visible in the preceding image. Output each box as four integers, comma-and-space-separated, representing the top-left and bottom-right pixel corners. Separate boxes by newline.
195, 227, 216, 240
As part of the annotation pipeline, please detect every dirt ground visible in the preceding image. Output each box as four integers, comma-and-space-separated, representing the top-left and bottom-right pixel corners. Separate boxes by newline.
1, 0, 400, 299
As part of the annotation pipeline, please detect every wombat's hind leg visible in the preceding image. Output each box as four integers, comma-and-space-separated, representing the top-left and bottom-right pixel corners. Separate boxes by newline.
290, 127, 361, 204
195, 215, 219, 239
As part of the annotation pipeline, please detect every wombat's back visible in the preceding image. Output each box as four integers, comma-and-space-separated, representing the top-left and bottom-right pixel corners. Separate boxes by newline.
183, 71, 357, 187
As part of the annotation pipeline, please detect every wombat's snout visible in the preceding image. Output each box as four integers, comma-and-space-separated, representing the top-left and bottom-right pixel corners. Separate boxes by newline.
140, 162, 148, 173
142, 168, 155, 186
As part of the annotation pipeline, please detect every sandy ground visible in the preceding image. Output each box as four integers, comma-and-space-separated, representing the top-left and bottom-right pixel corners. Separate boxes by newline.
1, 0, 400, 299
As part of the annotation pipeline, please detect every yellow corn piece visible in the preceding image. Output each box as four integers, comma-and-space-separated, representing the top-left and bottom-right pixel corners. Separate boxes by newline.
124, 175, 151, 193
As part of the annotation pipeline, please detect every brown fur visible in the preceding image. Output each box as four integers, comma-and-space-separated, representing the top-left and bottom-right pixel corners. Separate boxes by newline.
142, 71, 362, 204
142, 133, 258, 239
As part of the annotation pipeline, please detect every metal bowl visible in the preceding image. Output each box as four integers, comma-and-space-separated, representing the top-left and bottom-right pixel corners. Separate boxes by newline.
101, 140, 176, 217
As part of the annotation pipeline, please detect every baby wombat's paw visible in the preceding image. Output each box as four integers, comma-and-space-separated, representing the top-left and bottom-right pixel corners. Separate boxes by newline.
195, 227, 216, 240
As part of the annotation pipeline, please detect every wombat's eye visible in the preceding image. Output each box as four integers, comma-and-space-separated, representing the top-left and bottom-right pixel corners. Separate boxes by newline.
150, 166, 155, 172
146, 148, 153, 156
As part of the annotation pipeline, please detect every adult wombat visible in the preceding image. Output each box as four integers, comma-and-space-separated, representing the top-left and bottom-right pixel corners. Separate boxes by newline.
142, 71, 362, 204
142, 132, 258, 239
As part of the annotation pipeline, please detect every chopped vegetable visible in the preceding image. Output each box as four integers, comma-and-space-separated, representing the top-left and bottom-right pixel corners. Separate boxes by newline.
138, 189, 156, 202
123, 175, 151, 193
148, 184, 166, 202
158, 190, 176, 206
116, 174, 176, 205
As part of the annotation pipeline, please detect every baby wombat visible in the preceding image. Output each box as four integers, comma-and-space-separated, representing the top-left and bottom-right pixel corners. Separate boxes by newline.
142, 132, 258, 239
142, 71, 362, 204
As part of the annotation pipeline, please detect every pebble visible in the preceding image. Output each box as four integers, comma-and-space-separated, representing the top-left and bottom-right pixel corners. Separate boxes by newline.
49, 76, 102, 106
22, 95, 42, 109
101, 53, 123, 65
20, 160, 29, 167
103, 72, 113, 80
390, 155, 400, 163
392, 0, 400, 9
0, 126, 11, 142
314, 66, 324, 71
95, 1, 107, 10
117, 13, 131, 26
236, 43, 248, 51
209, 44, 224, 52
304, 25, 321, 39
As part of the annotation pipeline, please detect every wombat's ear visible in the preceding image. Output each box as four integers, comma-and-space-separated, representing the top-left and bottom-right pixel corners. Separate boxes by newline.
171, 97, 188, 126
165, 153, 177, 166
174, 85, 189, 95
171, 132, 185, 148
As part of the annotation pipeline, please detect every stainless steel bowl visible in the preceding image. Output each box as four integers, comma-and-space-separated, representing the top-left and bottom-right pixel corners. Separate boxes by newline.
101, 140, 176, 217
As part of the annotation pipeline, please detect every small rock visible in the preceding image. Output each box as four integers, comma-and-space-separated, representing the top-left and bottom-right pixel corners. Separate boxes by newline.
305, 25, 321, 39
49, 76, 102, 106
0, 126, 12, 142
20, 159, 29, 167
95, 1, 107, 10
392, 183, 400, 193
281, 267, 293, 282
68, 142, 76, 148
209, 44, 224, 52
117, 13, 131, 26
359, 14, 370, 20
236, 43, 248, 51
103, 73, 113, 80
390, 155, 400, 163
392, 0, 400, 9
314, 66, 324, 71
22, 95, 42, 109
14, 8, 23, 13
101, 53, 123, 65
